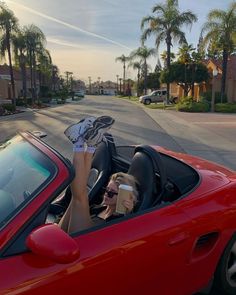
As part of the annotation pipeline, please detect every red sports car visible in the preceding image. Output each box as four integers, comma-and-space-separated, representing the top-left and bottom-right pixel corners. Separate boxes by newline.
0, 131, 236, 295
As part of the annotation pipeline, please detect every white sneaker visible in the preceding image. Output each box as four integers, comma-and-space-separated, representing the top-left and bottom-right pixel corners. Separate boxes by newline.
64, 116, 96, 143
83, 116, 115, 146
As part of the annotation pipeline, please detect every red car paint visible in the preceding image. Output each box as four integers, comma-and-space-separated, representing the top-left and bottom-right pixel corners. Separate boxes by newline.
0, 132, 236, 295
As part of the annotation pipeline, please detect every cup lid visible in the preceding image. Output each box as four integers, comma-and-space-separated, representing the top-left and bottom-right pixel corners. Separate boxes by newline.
119, 184, 133, 191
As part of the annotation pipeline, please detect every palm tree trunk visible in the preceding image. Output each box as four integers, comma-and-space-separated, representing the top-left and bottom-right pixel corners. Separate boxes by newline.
32, 50, 38, 104
29, 50, 34, 104
6, 31, 16, 107
166, 33, 172, 104
123, 63, 126, 95
137, 71, 140, 97
20, 54, 27, 101
221, 49, 228, 103
21, 63, 27, 100
144, 60, 147, 95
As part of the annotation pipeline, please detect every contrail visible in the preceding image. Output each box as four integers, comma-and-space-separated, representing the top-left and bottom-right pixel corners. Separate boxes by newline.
47, 37, 84, 49
5, 0, 132, 51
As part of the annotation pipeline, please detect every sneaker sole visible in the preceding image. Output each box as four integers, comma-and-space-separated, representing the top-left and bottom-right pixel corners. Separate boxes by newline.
84, 116, 115, 142
64, 116, 95, 143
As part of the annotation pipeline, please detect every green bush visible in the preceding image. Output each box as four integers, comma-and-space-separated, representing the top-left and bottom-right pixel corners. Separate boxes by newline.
16, 99, 26, 106
2, 103, 16, 112
215, 103, 236, 113
56, 99, 66, 104
177, 96, 210, 112
40, 97, 51, 103
202, 91, 227, 104
26, 98, 33, 105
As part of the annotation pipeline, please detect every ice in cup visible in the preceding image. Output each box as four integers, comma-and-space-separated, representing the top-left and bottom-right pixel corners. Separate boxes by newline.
115, 184, 133, 214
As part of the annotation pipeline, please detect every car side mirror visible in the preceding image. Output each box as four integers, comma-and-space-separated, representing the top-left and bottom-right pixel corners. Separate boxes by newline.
26, 224, 80, 264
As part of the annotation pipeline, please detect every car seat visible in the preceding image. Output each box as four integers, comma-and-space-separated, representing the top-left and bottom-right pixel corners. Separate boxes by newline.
128, 151, 156, 211
128, 145, 167, 211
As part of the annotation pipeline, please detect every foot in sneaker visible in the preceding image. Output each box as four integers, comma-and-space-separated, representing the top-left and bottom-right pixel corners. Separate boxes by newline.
83, 116, 115, 146
64, 116, 96, 143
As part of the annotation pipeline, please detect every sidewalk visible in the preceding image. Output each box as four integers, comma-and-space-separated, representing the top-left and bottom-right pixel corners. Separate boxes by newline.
142, 106, 236, 171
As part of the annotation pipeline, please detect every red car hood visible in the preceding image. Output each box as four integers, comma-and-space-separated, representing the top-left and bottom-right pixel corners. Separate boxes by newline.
154, 145, 236, 198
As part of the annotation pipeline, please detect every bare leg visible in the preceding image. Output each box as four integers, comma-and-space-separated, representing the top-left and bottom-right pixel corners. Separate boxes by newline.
59, 151, 93, 233
84, 151, 94, 181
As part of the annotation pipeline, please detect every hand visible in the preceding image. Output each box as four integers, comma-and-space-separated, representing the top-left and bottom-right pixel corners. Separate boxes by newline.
122, 193, 134, 213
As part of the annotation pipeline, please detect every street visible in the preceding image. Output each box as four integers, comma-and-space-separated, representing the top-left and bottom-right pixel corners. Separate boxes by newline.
1, 95, 235, 172
0, 96, 184, 161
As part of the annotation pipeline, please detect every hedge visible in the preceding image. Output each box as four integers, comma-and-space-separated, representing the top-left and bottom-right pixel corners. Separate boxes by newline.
215, 103, 236, 113
176, 97, 210, 112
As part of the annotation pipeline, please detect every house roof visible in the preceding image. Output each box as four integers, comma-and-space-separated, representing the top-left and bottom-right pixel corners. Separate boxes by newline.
206, 55, 236, 80
0, 64, 31, 80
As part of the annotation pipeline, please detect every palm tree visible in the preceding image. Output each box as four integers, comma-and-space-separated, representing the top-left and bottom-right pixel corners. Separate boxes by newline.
37, 49, 52, 86
202, 2, 236, 102
115, 54, 129, 94
24, 24, 46, 103
177, 44, 195, 64
0, 3, 19, 106
141, 0, 197, 102
12, 28, 28, 100
51, 65, 59, 92
160, 50, 175, 68
129, 46, 156, 94
128, 61, 142, 96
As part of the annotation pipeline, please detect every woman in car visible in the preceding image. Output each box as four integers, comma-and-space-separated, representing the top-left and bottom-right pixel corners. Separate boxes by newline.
59, 115, 139, 233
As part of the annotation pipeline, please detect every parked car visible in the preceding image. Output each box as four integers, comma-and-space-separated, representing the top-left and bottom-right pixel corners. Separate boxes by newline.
0, 131, 236, 295
139, 89, 178, 105
74, 90, 85, 98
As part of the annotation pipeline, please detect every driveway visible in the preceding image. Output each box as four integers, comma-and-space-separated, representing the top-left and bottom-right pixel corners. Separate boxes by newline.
142, 105, 236, 170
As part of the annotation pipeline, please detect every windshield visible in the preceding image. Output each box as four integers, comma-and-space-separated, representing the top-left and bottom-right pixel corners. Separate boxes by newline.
0, 135, 56, 227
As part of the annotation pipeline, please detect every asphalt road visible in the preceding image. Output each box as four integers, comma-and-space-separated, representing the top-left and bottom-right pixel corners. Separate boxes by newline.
0, 95, 183, 161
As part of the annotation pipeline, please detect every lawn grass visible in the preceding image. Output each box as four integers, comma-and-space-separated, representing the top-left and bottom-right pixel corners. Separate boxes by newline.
117, 95, 139, 102
145, 103, 176, 110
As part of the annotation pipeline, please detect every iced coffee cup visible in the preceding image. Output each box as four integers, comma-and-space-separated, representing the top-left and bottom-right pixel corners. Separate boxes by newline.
115, 184, 133, 214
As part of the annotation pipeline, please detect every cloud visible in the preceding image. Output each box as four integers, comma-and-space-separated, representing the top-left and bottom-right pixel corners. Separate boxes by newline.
5, 0, 132, 51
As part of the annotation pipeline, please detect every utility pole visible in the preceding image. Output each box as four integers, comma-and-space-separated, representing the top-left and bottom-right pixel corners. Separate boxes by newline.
88, 76, 92, 94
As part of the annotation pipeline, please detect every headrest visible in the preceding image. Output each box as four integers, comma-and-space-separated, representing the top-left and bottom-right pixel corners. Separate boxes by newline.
128, 151, 156, 211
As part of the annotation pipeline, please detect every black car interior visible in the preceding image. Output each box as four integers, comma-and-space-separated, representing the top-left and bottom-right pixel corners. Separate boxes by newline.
49, 133, 200, 220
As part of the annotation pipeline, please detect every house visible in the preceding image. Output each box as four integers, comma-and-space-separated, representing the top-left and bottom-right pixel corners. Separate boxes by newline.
163, 55, 236, 102
206, 56, 236, 103
0, 64, 39, 102
86, 80, 116, 95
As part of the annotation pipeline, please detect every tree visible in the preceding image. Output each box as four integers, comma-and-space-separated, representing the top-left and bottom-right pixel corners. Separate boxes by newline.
115, 54, 129, 94
0, 3, 18, 106
146, 72, 160, 91
37, 48, 52, 93
141, 0, 197, 102
160, 50, 175, 68
12, 28, 28, 100
202, 2, 236, 102
24, 24, 46, 104
129, 46, 156, 94
177, 44, 204, 96
161, 61, 209, 97
128, 61, 142, 96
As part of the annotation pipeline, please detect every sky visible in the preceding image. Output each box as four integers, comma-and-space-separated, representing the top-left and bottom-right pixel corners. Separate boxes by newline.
3, 0, 234, 84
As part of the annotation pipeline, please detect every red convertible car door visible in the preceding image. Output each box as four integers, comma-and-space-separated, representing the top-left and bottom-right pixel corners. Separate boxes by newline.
0, 202, 197, 295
